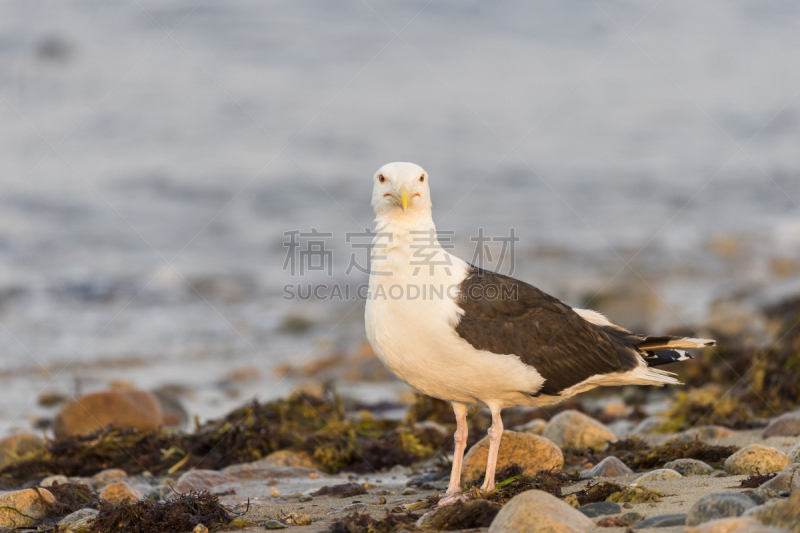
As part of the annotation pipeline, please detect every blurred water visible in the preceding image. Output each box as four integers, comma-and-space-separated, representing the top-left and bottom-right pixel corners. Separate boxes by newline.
0, 1, 799, 434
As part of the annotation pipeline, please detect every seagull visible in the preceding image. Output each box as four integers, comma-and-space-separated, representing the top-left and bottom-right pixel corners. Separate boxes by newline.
364, 162, 714, 505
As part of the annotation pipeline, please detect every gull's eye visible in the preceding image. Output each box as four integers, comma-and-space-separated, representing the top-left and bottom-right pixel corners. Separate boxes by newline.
378, 174, 386, 183
419, 175, 425, 183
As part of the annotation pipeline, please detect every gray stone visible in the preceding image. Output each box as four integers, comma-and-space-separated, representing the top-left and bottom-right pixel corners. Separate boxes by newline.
664, 458, 715, 476
762, 412, 800, 437
58, 508, 99, 532
620, 512, 645, 525
761, 463, 800, 492
789, 442, 800, 463
579, 456, 633, 479
263, 520, 287, 529
578, 501, 621, 517
686, 493, 756, 526
489, 490, 593, 533
634, 468, 682, 484
633, 416, 667, 435
632, 514, 687, 529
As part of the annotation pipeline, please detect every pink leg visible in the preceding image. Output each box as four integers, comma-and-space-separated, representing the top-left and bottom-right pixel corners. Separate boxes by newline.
446, 402, 468, 494
479, 408, 504, 492
437, 402, 469, 507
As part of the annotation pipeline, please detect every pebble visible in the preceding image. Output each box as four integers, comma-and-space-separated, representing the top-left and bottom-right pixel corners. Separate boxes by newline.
488, 490, 594, 533
58, 508, 99, 531
633, 468, 682, 485
373, 497, 387, 504
632, 514, 687, 529
174, 470, 234, 493
579, 456, 633, 478
0, 433, 45, 468
681, 425, 737, 441
686, 493, 756, 526
263, 520, 287, 529
724, 444, 791, 475
761, 412, 800, 437
407, 473, 437, 487
401, 488, 418, 495
53, 389, 163, 439
461, 431, 563, 485
633, 416, 667, 435
0, 488, 56, 528
254, 450, 316, 469
760, 463, 800, 492
193, 524, 208, 533
542, 410, 618, 451
578, 501, 621, 517
41, 474, 70, 487
620, 512, 645, 525
270, 487, 281, 497
100, 481, 144, 504
512, 419, 547, 435
602, 399, 629, 417
330, 503, 366, 514
664, 458, 715, 476
743, 498, 789, 525
687, 516, 770, 533
91, 468, 128, 488
299, 495, 312, 502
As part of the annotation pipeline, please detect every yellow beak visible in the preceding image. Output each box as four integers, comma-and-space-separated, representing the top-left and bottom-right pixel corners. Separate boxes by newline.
400, 187, 410, 213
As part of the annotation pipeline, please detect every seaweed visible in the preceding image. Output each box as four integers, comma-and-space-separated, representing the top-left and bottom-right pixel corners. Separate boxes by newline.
488, 466, 571, 503
415, 499, 500, 530
46, 482, 100, 516
1, 391, 451, 487
328, 510, 422, 533
571, 482, 626, 506
567, 436, 737, 472
90, 490, 234, 533
732, 472, 777, 488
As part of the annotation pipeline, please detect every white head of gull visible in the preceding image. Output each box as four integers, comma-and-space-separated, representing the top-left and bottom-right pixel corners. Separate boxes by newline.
364, 162, 715, 506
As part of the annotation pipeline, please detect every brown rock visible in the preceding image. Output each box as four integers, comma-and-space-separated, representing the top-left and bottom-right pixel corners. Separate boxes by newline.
100, 481, 143, 504
0, 433, 45, 468
257, 450, 316, 469
461, 431, 563, 485
0, 488, 56, 528
724, 445, 791, 475
53, 389, 162, 439
90, 468, 128, 488
762, 412, 800, 438
488, 490, 593, 533
746, 489, 800, 532
683, 425, 737, 440
543, 410, 618, 451
174, 470, 235, 493
579, 456, 633, 479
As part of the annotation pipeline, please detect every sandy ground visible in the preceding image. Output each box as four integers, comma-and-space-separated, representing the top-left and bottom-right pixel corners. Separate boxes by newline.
205, 429, 798, 532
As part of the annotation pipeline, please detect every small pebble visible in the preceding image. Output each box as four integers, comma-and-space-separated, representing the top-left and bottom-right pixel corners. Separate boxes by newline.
391, 506, 403, 513
401, 488, 417, 495
623, 502, 633, 509
373, 497, 387, 504
309, 473, 320, 479
294, 515, 312, 526
193, 525, 208, 533
269, 487, 281, 497
376, 490, 390, 495
267, 478, 279, 485
299, 496, 312, 502
263, 520, 287, 529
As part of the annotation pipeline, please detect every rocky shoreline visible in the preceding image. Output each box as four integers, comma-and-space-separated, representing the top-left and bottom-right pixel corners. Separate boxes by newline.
1, 295, 800, 532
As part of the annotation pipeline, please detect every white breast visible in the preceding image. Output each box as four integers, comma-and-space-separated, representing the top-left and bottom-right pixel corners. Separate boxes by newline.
364, 227, 545, 409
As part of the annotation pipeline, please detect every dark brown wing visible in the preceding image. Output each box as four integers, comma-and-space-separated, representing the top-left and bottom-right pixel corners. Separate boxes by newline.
454, 266, 643, 395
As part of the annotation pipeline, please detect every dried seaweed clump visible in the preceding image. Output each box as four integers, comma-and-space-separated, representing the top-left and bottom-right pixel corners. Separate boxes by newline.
417, 499, 500, 530
328, 510, 422, 533
91, 490, 233, 533
602, 436, 737, 471
46, 482, 100, 517
734, 472, 777, 488
572, 482, 626, 506
489, 465, 570, 504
